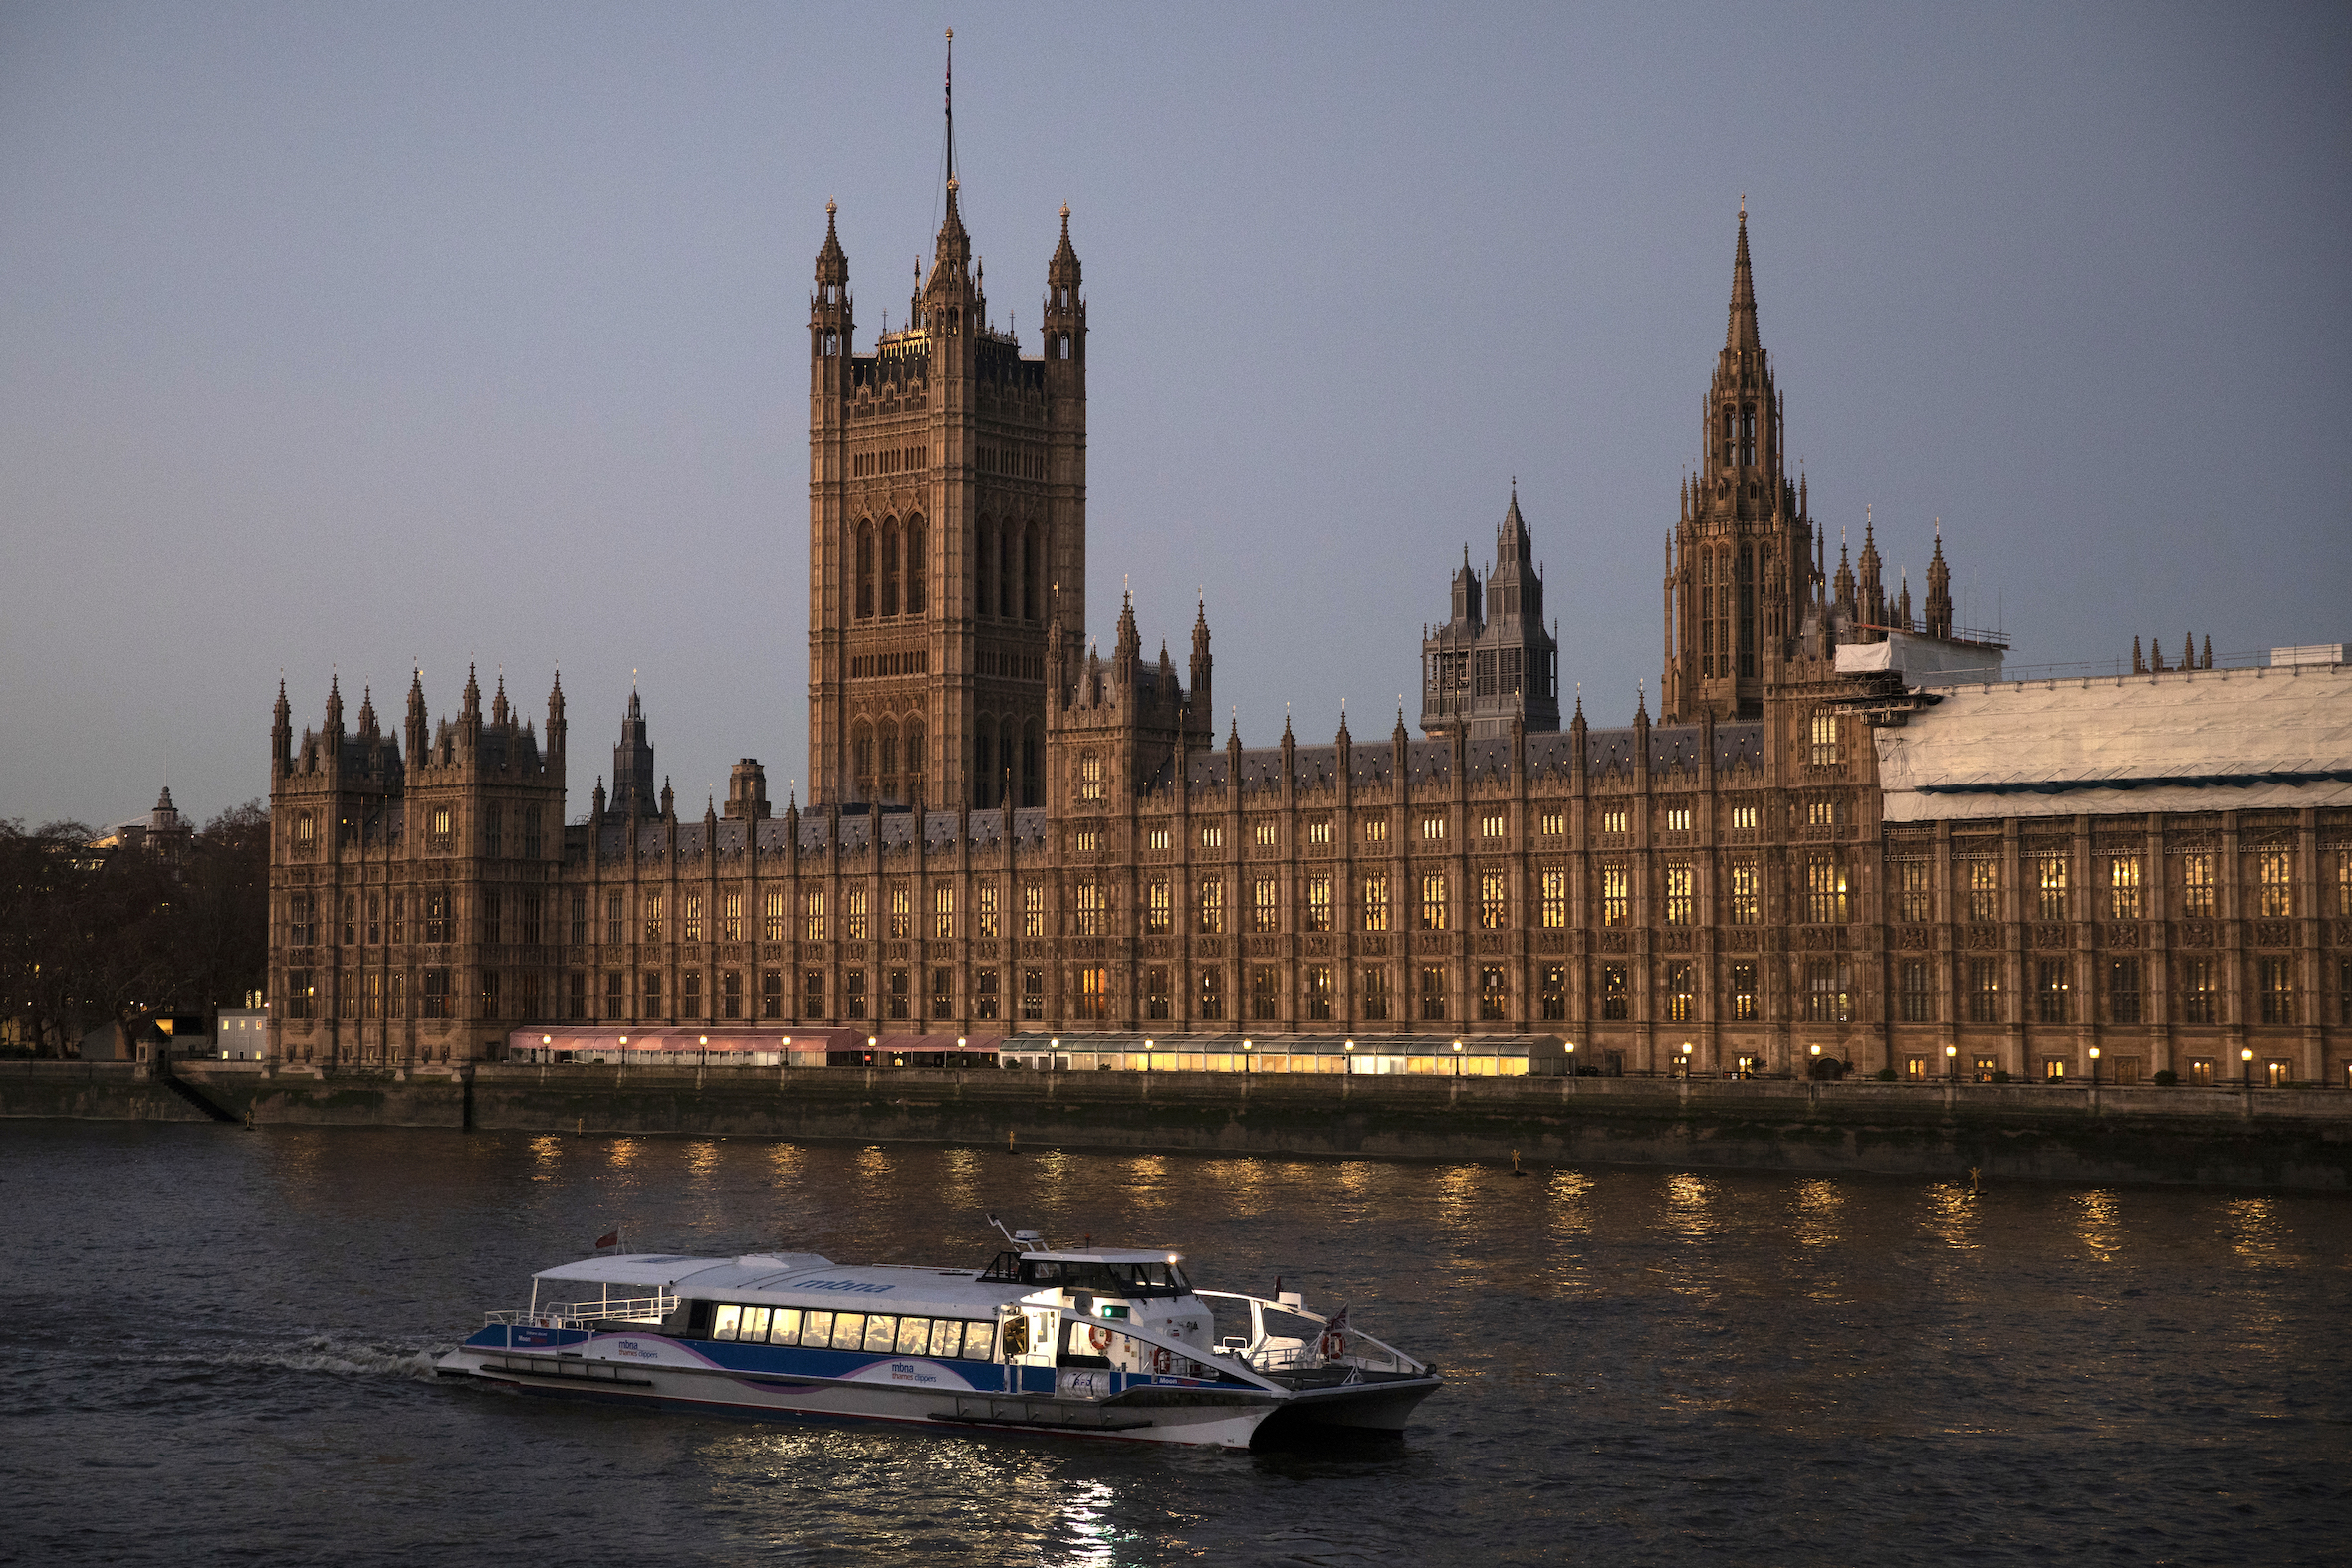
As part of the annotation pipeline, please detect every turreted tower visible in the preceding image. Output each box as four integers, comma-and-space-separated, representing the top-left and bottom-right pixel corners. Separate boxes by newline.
806, 43, 1085, 812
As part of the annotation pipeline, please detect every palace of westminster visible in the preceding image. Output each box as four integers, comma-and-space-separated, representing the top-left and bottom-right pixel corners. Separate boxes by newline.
264, 159, 2352, 1089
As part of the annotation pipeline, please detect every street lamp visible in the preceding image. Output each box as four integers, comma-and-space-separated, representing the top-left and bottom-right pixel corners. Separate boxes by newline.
1344, 1038, 1355, 1075
1564, 1041, 1577, 1078
1453, 1038, 1464, 1076
2088, 1045, 2100, 1085
1242, 1039, 1253, 1073
1946, 1044, 1959, 1081
2242, 1046, 2255, 1088
1682, 1041, 1695, 1078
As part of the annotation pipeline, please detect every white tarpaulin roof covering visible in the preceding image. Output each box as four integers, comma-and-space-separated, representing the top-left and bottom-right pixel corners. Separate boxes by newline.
1876, 662, 2352, 822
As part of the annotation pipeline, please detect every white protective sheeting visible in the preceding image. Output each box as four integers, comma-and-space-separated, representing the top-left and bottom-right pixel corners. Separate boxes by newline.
1875, 662, 2352, 822
1834, 632, 2005, 688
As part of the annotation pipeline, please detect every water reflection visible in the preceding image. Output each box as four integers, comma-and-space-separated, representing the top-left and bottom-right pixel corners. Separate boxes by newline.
1923, 1182, 1982, 1251
2076, 1190, 2121, 1263
2227, 1197, 2289, 1270
527, 1133, 563, 1181
1791, 1178, 1843, 1251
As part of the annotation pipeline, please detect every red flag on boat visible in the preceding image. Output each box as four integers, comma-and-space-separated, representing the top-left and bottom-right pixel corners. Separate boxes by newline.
594, 1229, 619, 1250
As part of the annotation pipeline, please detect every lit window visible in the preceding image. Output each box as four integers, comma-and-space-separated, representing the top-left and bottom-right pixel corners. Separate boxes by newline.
2107, 855, 2143, 920
2036, 855, 2069, 922
1663, 864, 1693, 926
1539, 869, 1566, 929
803, 889, 825, 942
1073, 828, 1100, 853
1307, 874, 1332, 932
1480, 812, 1505, 839
1251, 879, 1278, 933
1601, 808, 1629, 835
643, 893, 664, 943
933, 885, 955, 940
1665, 806, 1692, 832
1808, 712, 1842, 766
1145, 880, 1172, 934
1601, 866, 1629, 927
1422, 815, 1447, 842
1539, 809, 1564, 836
1898, 860, 1931, 923
1147, 826, 1170, 850
1419, 873, 1448, 931
1730, 803, 1759, 831
683, 892, 704, 944
845, 887, 868, 942
2180, 853, 2214, 918
1806, 858, 1848, 924
2257, 849, 2293, 918
1363, 818, 1388, 845
1078, 752, 1103, 802
1254, 820, 1278, 847
1022, 884, 1045, 938
1074, 883, 1104, 938
763, 889, 785, 943
1967, 861, 2000, 922
1361, 875, 1389, 933
977, 884, 1000, 939
1307, 818, 1332, 845
1730, 863, 1760, 926
1200, 824, 1224, 850
1479, 871, 1507, 930
1196, 880, 1224, 935
722, 890, 742, 943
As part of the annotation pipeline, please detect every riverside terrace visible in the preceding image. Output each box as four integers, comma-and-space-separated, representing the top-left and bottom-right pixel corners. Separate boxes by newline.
494, 1027, 1569, 1074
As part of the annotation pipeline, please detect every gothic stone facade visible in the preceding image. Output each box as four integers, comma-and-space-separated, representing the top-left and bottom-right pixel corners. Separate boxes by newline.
265, 198, 2352, 1083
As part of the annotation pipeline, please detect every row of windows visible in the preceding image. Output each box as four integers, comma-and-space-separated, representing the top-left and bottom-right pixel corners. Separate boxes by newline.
1895, 849, 2310, 922
1075, 802, 1779, 848
289, 803, 544, 857
849, 444, 924, 479
294, 954, 2352, 1031
710, 1304, 997, 1361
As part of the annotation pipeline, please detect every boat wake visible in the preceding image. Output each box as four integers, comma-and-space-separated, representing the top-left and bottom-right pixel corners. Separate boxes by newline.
162, 1335, 443, 1384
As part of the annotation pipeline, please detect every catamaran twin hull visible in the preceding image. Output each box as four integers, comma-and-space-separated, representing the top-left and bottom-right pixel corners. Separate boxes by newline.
434, 1245, 1440, 1450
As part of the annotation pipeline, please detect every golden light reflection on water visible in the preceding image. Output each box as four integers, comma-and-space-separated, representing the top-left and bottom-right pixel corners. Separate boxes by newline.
1792, 1178, 1843, 1251
2228, 1197, 2289, 1269
528, 1133, 562, 1181
1923, 1182, 1982, 1251
855, 1144, 894, 1183
607, 1137, 641, 1170
2076, 1190, 2121, 1262
939, 1146, 979, 1210
1055, 1477, 1121, 1567
766, 1143, 805, 1183
681, 1139, 715, 1179
1546, 1170, 1595, 1295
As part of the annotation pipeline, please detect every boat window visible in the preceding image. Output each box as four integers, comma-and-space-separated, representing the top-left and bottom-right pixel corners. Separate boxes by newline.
862, 1315, 899, 1353
928, 1318, 963, 1359
894, 1316, 931, 1355
713, 1304, 741, 1342
829, 1313, 866, 1350
742, 1306, 771, 1341
964, 1320, 996, 1360
802, 1310, 833, 1346
768, 1309, 802, 1345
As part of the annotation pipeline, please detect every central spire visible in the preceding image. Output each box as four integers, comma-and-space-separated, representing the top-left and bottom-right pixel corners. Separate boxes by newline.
1727, 194, 1760, 352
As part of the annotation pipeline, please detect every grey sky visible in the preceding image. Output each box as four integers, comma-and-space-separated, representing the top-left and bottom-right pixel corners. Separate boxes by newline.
4, 2, 2346, 829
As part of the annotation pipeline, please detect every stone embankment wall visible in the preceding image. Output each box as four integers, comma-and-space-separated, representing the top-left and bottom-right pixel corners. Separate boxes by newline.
5, 1061, 2349, 1190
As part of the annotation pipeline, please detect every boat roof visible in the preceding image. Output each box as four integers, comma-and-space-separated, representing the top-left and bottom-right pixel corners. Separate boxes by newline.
533, 1248, 1189, 1309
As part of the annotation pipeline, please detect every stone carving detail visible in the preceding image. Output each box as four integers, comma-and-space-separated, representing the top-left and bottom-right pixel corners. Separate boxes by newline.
1536, 931, 1566, 954
1897, 925, 1932, 950
2178, 922, 2214, 949
1355, 934, 1388, 957
2254, 921, 2292, 948
1599, 931, 1631, 953
1194, 937, 1222, 959
1723, 929, 1761, 950
1965, 924, 2000, 950
1143, 938, 1170, 959
2032, 924, 2068, 950
1660, 931, 1693, 952
972, 942, 998, 961
2103, 924, 2140, 949
1246, 935, 1281, 958
1303, 934, 1332, 957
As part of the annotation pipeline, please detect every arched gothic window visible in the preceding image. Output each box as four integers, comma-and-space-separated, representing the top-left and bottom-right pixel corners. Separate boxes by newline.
851, 721, 874, 799
880, 517, 900, 617
904, 515, 926, 615
1027, 524, 1045, 623
854, 522, 874, 619
1023, 722, 1043, 808
974, 716, 997, 807
977, 517, 997, 619
902, 718, 925, 805
877, 719, 900, 801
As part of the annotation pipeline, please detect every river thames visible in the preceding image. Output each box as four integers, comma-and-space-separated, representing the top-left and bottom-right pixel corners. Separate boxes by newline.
8, 1121, 2348, 1565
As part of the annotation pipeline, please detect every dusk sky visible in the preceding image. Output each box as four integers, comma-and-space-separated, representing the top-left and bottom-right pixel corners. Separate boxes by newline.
4, 2, 2346, 830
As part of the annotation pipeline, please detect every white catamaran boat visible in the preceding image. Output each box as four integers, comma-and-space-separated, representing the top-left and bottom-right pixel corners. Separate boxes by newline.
434, 1225, 1441, 1449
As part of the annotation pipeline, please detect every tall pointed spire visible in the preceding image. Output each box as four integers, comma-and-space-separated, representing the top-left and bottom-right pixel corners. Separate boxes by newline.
1727, 194, 1760, 352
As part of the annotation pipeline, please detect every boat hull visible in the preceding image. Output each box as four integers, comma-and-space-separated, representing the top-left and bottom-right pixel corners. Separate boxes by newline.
433, 1332, 1437, 1450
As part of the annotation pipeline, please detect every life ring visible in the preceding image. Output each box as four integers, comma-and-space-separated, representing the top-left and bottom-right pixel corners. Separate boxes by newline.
1150, 1346, 1173, 1374
1087, 1324, 1112, 1353
1319, 1330, 1345, 1359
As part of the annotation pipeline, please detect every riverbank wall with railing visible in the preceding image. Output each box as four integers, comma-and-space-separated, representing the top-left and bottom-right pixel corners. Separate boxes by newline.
5, 1059, 2349, 1190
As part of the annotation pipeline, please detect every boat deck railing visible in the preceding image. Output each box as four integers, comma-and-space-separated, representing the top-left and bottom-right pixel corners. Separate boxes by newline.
485, 1291, 678, 1329
1195, 1289, 1428, 1379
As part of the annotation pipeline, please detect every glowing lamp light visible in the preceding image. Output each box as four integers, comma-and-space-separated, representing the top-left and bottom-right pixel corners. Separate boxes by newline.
1810, 1044, 1822, 1056
1946, 1046, 1959, 1057
1242, 1040, 1253, 1051
1453, 1040, 1464, 1052
1343, 1039, 1355, 1050
2088, 1047, 2100, 1059
542, 1035, 552, 1044
619, 1035, 628, 1045
1683, 1042, 1694, 1055
868, 1036, 878, 1048
958, 1036, 967, 1047
2242, 1048, 2255, 1061
700, 1035, 709, 1045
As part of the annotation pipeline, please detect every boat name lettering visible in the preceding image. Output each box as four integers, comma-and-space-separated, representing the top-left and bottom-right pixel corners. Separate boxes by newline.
800, 1279, 897, 1294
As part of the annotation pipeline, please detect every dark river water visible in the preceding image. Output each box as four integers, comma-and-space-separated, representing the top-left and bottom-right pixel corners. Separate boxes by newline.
7, 1121, 2349, 1566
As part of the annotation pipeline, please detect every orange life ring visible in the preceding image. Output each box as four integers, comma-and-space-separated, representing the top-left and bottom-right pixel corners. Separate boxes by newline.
1319, 1330, 1345, 1359
1150, 1346, 1173, 1374
1087, 1324, 1112, 1352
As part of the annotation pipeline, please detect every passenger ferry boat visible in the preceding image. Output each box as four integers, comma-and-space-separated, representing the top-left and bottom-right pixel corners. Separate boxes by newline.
434, 1227, 1440, 1449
